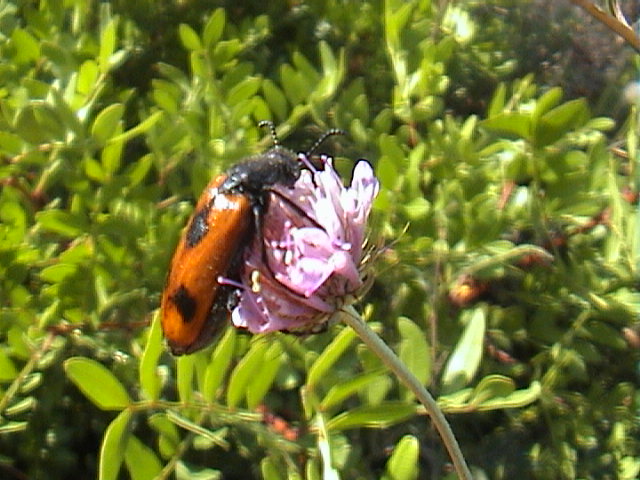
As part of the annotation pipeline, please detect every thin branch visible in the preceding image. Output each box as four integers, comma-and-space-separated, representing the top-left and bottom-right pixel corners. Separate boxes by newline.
341, 305, 473, 480
568, 0, 640, 53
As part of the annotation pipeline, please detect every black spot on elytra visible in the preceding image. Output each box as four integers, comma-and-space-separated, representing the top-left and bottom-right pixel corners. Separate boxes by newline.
171, 285, 197, 323
186, 206, 209, 247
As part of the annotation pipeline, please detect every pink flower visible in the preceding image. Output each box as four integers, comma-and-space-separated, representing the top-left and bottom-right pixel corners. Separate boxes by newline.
231, 157, 379, 333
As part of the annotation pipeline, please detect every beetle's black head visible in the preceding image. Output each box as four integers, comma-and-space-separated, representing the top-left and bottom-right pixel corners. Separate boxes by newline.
221, 146, 301, 196
220, 123, 345, 196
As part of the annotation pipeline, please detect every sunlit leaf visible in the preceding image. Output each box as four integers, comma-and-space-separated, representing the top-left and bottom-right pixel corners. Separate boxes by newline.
124, 435, 163, 480
98, 410, 131, 480
179, 23, 202, 51
306, 326, 357, 390
327, 402, 417, 431
226, 338, 269, 408
92, 103, 124, 144
65, 357, 131, 410
0, 350, 18, 381
397, 317, 430, 401
382, 435, 419, 480
441, 308, 485, 393
139, 312, 163, 401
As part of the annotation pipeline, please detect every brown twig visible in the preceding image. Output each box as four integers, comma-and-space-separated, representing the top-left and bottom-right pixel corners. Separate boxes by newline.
568, 0, 640, 53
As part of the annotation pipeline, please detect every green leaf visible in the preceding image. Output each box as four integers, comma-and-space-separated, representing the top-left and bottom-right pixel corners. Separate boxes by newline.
382, 435, 419, 480
403, 197, 431, 221
15, 103, 65, 143
50, 88, 84, 136
305, 458, 322, 480
77, 60, 100, 95
315, 41, 343, 99
14, 106, 47, 144
436, 387, 474, 412
203, 9, 225, 47
481, 112, 531, 140
319, 40, 337, 78
439, 377, 541, 413
40, 40, 73, 74
0, 131, 25, 154
175, 463, 222, 479
262, 79, 288, 121
246, 340, 283, 409
279, 64, 306, 105
99, 18, 117, 73
11, 28, 40, 64
8, 329, 35, 366
487, 82, 506, 118
0, 421, 28, 434
36, 210, 88, 237
619, 456, 640, 480
4, 396, 36, 416
85, 156, 106, 182
226, 338, 269, 408
320, 370, 387, 410
306, 326, 357, 390
468, 374, 515, 407
441, 308, 485, 393
377, 134, 403, 188
123, 435, 163, 480
532, 86, 563, 122
474, 381, 541, 411
39, 263, 78, 283
0, 349, 18, 381
327, 402, 417, 431
586, 117, 615, 131
251, 96, 271, 123
101, 131, 123, 175
139, 312, 163, 401
177, 354, 196, 404
228, 77, 261, 106
98, 409, 131, 480
148, 413, 180, 458
397, 317, 430, 401
107, 111, 163, 145
18, 372, 42, 394
125, 153, 153, 187
261, 457, 284, 480
166, 411, 229, 449
179, 23, 202, 51
203, 327, 236, 402
92, 103, 124, 144
584, 321, 627, 350
64, 357, 131, 410
534, 98, 589, 147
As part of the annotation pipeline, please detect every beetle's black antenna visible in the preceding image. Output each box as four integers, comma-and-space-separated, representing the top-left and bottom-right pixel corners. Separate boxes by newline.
306, 128, 346, 156
258, 121, 280, 147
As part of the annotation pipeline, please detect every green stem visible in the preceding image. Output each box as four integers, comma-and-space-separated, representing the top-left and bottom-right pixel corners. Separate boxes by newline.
341, 305, 472, 480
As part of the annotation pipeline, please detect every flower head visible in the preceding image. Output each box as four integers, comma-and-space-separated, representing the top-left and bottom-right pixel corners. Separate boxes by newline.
231, 156, 379, 333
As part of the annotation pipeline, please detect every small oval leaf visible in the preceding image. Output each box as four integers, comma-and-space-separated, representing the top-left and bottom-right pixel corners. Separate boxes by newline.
92, 103, 124, 144
441, 308, 485, 393
383, 435, 419, 480
99, 409, 131, 480
124, 435, 163, 480
65, 357, 131, 410
307, 326, 357, 390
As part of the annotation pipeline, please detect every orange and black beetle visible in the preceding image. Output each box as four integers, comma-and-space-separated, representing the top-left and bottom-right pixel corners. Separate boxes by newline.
161, 124, 342, 355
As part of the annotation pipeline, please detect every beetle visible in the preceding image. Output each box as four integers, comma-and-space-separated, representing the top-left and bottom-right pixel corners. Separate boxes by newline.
161, 123, 343, 355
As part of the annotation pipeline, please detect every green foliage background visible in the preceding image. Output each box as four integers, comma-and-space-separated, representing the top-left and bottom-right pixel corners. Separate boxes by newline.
0, 1, 639, 479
